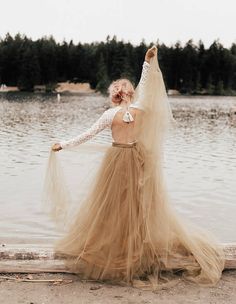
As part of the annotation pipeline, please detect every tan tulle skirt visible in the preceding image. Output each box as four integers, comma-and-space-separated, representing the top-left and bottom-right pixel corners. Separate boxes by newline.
54, 141, 225, 289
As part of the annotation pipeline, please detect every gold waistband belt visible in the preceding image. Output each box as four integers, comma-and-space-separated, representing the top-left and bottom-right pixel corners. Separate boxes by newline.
112, 141, 137, 148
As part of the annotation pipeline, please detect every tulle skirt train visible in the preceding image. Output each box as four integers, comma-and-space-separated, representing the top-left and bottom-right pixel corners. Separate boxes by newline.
54, 141, 225, 288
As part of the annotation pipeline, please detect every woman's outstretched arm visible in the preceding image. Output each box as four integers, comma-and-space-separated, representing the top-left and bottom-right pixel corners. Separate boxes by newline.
52, 109, 113, 151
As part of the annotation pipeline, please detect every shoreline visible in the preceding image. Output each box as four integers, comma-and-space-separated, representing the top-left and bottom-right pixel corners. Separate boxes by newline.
1, 82, 236, 97
0, 244, 235, 303
0, 243, 235, 273
1, 90, 236, 98
0, 271, 235, 304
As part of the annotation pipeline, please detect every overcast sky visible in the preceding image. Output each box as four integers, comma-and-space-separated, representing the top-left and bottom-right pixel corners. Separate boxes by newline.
1, 0, 235, 47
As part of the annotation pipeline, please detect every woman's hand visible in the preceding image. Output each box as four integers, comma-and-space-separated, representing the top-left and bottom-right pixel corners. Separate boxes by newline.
145, 46, 157, 63
52, 143, 62, 152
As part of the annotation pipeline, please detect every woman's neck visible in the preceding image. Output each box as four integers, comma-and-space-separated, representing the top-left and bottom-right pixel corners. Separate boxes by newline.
119, 96, 132, 108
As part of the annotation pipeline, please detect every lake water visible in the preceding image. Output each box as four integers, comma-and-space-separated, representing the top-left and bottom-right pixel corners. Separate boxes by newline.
0, 93, 236, 245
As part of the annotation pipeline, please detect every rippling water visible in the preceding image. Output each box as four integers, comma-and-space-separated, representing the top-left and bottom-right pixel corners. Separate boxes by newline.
0, 93, 236, 244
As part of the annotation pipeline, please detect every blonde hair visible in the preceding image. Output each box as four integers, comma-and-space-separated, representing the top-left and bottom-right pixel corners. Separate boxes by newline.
108, 79, 135, 105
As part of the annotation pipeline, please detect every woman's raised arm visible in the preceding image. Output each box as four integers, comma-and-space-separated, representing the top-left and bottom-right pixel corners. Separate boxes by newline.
144, 46, 157, 64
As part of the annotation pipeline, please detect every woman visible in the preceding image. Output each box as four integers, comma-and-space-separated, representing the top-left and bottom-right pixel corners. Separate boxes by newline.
46, 46, 225, 289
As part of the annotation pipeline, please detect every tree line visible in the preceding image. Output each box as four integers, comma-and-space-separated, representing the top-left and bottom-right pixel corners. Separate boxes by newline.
0, 33, 236, 95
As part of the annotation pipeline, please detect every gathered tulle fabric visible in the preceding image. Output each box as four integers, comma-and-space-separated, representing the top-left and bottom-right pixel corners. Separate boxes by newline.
42, 49, 225, 290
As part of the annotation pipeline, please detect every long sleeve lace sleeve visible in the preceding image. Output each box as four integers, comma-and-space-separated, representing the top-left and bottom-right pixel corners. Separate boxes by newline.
130, 61, 151, 111
59, 109, 114, 149
139, 61, 151, 88
138, 58, 161, 90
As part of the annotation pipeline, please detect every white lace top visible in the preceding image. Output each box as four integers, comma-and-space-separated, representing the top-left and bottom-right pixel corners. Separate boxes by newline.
60, 61, 150, 149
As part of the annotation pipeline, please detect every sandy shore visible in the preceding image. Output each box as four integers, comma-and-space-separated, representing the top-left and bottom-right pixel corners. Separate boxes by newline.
0, 86, 19, 92
0, 82, 94, 93
56, 82, 94, 93
0, 271, 236, 304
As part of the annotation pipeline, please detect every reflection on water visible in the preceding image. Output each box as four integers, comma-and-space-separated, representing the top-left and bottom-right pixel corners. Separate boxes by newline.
0, 93, 236, 244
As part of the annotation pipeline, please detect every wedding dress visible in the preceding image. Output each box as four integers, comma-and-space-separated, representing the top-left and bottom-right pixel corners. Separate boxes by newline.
43, 51, 225, 289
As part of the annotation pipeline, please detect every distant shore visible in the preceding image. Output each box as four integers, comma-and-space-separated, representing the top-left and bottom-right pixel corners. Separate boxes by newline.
0, 82, 95, 94
1, 83, 236, 96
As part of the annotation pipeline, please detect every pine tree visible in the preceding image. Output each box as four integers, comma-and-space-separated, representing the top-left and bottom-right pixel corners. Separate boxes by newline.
18, 46, 40, 91
215, 80, 224, 95
206, 75, 215, 95
95, 53, 110, 94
